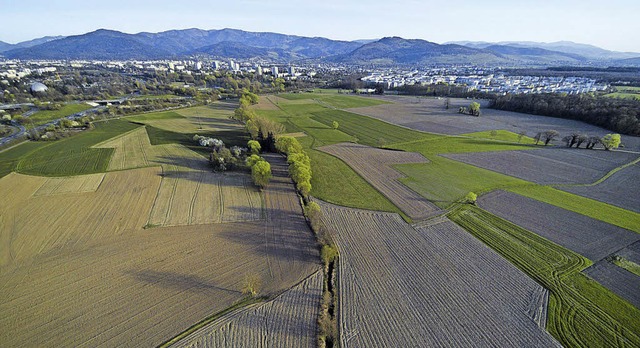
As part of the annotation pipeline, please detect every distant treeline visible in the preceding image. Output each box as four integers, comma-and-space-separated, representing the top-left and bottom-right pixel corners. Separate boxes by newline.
490, 93, 640, 136
500, 67, 640, 86
392, 84, 493, 99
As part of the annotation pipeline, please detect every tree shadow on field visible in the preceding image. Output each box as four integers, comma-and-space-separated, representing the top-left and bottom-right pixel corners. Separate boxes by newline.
127, 269, 241, 294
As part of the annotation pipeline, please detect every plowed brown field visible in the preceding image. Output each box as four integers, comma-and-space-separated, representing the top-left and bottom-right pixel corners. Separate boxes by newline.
172, 271, 322, 348
319, 201, 559, 347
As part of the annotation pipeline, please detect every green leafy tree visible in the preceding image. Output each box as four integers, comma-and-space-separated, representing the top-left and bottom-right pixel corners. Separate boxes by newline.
332, 121, 339, 130
469, 102, 481, 116
247, 140, 261, 155
464, 192, 478, 205
275, 136, 302, 154
251, 160, 271, 189
601, 134, 621, 151
245, 154, 262, 167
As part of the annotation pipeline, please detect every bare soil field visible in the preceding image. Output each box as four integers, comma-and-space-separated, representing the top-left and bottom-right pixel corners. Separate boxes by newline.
0, 167, 161, 267
172, 271, 322, 348
148, 168, 262, 227
318, 142, 441, 220
0, 146, 318, 347
584, 260, 640, 308
443, 148, 639, 185
318, 201, 559, 347
617, 241, 640, 265
479, 190, 640, 261
350, 96, 640, 151
561, 164, 640, 213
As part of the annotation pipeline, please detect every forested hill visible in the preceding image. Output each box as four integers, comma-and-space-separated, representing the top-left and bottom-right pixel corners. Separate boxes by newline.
490, 94, 640, 136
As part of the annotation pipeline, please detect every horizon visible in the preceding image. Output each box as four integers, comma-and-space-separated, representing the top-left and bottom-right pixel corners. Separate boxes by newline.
1, 0, 638, 53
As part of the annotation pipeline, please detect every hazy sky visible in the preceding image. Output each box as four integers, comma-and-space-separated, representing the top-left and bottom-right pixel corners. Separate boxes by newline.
1, 0, 638, 52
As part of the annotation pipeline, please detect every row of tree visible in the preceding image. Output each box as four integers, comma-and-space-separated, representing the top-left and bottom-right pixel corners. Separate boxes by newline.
491, 93, 640, 136
275, 136, 312, 198
533, 129, 621, 150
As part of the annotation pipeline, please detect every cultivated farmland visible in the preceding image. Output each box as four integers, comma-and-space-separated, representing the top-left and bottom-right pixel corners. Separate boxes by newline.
172, 271, 323, 348
319, 201, 559, 347
479, 190, 640, 261
127, 103, 243, 135
318, 142, 441, 220
349, 95, 640, 150
0, 120, 319, 346
561, 163, 640, 213
584, 260, 640, 308
32, 172, 105, 196
444, 148, 639, 185
0, 167, 161, 266
448, 205, 640, 347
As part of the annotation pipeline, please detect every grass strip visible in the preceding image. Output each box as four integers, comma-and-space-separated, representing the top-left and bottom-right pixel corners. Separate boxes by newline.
611, 256, 640, 277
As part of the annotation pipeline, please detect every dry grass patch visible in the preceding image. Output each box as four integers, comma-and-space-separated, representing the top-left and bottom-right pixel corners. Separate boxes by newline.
32, 172, 105, 196
93, 126, 153, 170
0, 167, 161, 268
0, 156, 319, 347
254, 96, 280, 110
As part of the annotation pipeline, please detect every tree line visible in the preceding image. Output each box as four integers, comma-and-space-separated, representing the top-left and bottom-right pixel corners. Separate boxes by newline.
490, 93, 640, 136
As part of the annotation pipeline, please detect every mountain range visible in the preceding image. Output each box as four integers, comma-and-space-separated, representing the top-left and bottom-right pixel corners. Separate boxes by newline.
1, 28, 638, 66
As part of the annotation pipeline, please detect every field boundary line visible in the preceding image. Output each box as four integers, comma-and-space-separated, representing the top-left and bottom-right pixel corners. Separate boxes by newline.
90, 124, 145, 148
554, 155, 640, 188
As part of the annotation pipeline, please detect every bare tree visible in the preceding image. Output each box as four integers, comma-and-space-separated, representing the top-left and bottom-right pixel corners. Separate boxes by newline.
542, 130, 559, 145
576, 134, 588, 148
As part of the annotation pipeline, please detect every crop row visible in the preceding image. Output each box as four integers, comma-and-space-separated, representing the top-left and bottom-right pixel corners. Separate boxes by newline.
173, 271, 323, 348
319, 201, 558, 347
478, 190, 640, 261
448, 205, 640, 347
443, 148, 639, 185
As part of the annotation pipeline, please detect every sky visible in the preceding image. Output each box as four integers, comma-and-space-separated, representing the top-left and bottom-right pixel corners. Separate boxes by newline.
1, 0, 639, 52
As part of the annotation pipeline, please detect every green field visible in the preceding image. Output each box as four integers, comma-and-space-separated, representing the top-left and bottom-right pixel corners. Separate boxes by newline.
15, 120, 139, 176
448, 205, 640, 347
603, 86, 640, 100
603, 92, 640, 100
612, 85, 640, 93
389, 137, 533, 207
27, 103, 93, 127
256, 96, 404, 212
0, 141, 47, 178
